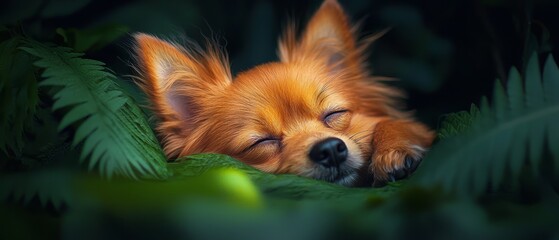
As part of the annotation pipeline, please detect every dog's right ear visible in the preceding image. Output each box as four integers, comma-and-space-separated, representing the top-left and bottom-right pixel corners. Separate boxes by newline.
133, 33, 231, 157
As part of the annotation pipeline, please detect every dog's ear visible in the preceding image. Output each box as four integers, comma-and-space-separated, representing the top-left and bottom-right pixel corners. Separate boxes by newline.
133, 33, 231, 157
279, 0, 363, 71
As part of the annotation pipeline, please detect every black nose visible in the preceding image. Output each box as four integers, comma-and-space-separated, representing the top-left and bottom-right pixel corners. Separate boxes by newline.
309, 137, 348, 167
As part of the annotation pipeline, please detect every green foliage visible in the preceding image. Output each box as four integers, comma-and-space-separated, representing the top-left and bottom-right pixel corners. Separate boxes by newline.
417, 53, 559, 195
21, 40, 168, 179
0, 169, 76, 210
0, 37, 38, 155
170, 154, 399, 201
437, 104, 480, 139
1, 1, 559, 239
376, 5, 452, 93
0, 165, 260, 213
80, 168, 263, 211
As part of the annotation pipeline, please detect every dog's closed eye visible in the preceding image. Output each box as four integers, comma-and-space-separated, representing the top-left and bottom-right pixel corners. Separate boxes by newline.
243, 136, 281, 152
322, 109, 350, 129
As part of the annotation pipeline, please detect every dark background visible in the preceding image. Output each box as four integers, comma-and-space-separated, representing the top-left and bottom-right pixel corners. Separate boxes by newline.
5, 0, 558, 127
2, 1, 559, 238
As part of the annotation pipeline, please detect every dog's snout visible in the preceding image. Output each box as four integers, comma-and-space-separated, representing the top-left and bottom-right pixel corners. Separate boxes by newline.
309, 137, 348, 167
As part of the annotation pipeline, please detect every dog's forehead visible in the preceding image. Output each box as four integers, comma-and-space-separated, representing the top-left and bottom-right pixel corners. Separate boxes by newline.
234, 62, 324, 84
226, 63, 334, 129
233, 63, 325, 104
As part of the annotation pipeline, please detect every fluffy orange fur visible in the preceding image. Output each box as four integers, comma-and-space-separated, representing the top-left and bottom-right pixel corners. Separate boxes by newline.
133, 0, 434, 186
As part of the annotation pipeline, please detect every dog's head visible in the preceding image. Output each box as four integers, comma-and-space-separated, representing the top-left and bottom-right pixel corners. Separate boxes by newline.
134, 0, 403, 185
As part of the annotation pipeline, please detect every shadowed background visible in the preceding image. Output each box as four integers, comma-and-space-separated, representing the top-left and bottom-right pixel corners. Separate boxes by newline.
4, 0, 558, 127
2, 0, 559, 239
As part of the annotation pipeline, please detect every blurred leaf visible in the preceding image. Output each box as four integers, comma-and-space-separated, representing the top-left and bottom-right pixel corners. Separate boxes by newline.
170, 154, 399, 201
0, 167, 260, 214
523, 33, 540, 69
171, 201, 333, 240
40, 0, 91, 18
0, 169, 76, 210
376, 5, 453, 93
56, 24, 129, 52
21, 40, 168, 179
0, 37, 38, 155
417, 53, 559, 196
539, 25, 552, 52
79, 168, 262, 213
2, 107, 78, 169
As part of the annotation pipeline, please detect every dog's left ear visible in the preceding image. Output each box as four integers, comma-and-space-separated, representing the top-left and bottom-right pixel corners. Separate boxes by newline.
279, 0, 363, 71
133, 33, 232, 157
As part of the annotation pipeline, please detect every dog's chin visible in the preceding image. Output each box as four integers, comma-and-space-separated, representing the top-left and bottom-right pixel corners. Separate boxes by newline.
331, 171, 359, 186
310, 165, 361, 186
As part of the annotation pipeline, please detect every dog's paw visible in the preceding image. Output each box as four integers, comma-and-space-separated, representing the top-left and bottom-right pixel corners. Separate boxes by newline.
370, 145, 426, 187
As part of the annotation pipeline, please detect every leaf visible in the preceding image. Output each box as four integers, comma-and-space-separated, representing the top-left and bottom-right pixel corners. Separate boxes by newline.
21, 40, 168, 179
417, 53, 559, 196
492, 80, 507, 121
0, 165, 261, 212
543, 56, 559, 103
56, 24, 129, 52
437, 104, 479, 140
507, 67, 523, 112
0, 169, 76, 210
525, 53, 544, 108
0, 37, 38, 155
79, 168, 263, 212
169, 154, 399, 200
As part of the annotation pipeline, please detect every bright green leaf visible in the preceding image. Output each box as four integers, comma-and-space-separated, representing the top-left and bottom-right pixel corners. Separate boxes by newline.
22, 39, 168, 179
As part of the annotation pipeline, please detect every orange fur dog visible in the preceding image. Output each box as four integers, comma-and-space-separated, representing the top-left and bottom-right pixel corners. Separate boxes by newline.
133, 0, 434, 186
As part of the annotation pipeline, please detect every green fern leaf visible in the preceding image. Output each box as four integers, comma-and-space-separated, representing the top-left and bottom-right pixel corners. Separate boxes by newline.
417, 53, 559, 195
507, 67, 524, 112
21, 40, 168, 179
437, 104, 479, 140
0, 169, 76, 210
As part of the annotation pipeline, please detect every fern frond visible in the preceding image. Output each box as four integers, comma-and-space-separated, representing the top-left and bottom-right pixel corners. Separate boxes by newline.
437, 104, 480, 139
21, 40, 168, 179
417, 53, 559, 195
0, 37, 38, 155
0, 169, 76, 210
